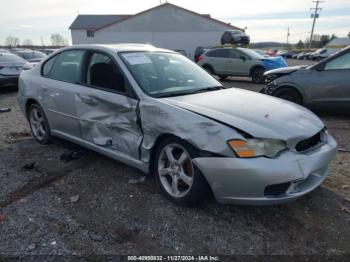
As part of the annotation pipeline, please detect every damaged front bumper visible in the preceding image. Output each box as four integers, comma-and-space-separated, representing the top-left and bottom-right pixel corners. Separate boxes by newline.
193, 132, 337, 205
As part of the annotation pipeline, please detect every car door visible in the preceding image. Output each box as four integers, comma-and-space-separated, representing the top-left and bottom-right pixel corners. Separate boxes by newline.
205, 49, 230, 75
308, 51, 350, 109
40, 49, 85, 138
74, 51, 142, 159
226, 49, 251, 76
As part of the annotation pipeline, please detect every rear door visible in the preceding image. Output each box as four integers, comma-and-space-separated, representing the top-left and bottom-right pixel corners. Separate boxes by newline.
75, 51, 142, 159
226, 49, 251, 76
309, 51, 350, 110
205, 49, 230, 75
39, 49, 85, 138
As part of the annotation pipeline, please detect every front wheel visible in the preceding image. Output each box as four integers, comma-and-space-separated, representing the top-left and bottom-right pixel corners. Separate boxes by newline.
251, 67, 265, 83
153, 137, 209, 206
273, 87, 302, 105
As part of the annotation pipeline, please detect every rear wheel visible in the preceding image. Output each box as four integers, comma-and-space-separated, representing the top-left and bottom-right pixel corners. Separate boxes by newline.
28, 103, 51, 144
273, 87, 302, 105
202, 65, 215, 75
251, 67, 265, 83
153, 137, 209, 206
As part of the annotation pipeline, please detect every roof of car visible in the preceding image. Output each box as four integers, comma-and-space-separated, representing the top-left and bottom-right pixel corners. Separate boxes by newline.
61, 44, 175, 53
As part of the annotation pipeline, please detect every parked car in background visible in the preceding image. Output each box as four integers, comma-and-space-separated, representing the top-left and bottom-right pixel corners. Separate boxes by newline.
221, 30, 250, 46
266, 50, 278, 56
297, 52, 312, 60
280, 50, 297, 59
197, 47, 287, 83
17, 44, 337, 205
12, 50, 47, 63
253, 49, 268, 57
194, 46, 213, 62
39, 48, 58, 55
310, 48, 339, 61
0, 52, 27, 87
0, 48, 11, 53
262, 46, 350, 111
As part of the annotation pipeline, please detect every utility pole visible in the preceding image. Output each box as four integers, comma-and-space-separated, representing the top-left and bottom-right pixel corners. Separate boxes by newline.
309, 0, 324, 49
41, 36, 44, 47
286, 27, 290, 49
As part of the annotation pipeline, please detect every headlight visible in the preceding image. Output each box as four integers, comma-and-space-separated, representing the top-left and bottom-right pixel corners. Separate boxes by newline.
228, 139, 287, 158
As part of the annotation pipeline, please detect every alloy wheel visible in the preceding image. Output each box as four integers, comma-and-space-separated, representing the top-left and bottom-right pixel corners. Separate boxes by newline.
157, 144, 194, 198
29, 107, 46, 142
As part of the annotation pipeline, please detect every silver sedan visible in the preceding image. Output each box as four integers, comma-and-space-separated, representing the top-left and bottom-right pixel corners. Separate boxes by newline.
17, 44, 337, 206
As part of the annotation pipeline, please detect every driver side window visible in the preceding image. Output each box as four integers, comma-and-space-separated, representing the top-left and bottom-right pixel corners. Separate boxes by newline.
324, 52, 350, 70
86, 52, 126, 93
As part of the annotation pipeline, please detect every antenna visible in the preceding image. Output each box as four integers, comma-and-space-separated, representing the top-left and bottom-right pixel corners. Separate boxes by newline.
309, 0, 324, 49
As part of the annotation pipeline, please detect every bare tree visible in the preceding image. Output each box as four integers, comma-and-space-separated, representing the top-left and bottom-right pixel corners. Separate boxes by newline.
22, 39, 34, 46
50, 34, 68, 46
4, 36, 20, 47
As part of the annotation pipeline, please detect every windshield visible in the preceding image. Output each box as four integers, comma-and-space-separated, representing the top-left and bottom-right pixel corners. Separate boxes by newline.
0, 53, 26, 63
239, 48, 264, 59
120, 51, 222, 97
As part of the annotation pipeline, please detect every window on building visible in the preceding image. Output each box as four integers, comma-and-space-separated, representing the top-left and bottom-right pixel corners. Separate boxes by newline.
87, 30, 94, 38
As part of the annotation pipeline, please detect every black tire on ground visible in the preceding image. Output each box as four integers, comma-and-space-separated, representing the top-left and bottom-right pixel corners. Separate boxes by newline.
27, 103, 51, 144
202, 65, 215, 75
218, 75, 228, 80
251, 67, 265, 83
273, 87, 302, 105
153, 137, 209, 206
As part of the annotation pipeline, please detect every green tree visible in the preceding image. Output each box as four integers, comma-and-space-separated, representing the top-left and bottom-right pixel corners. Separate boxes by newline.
296, 40, 304, 49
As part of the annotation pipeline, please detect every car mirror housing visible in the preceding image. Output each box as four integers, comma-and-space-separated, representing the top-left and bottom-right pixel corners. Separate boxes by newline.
240, 56, 246, 62
314, 63, 324, 71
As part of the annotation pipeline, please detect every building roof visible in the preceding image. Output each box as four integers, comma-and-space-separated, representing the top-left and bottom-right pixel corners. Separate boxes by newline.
326, 37, 350, 47
69, 15, 131, 29
69, 3, 240, 31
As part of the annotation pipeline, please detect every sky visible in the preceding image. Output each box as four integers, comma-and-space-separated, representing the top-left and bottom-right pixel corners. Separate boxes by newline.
0, 0, 349, 45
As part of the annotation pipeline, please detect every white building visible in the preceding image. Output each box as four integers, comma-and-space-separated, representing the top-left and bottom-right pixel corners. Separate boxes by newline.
69, 3, 241, 58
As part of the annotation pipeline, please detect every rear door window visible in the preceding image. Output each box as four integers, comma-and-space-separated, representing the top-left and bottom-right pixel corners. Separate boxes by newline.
206, 49, 229, 58
50, 50, 85, 83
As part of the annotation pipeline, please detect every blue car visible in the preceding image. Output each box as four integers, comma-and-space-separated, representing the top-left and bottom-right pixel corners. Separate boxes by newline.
198, 47, 288, 83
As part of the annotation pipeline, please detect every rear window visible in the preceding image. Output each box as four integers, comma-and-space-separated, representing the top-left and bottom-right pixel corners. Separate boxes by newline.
0, 53, 26, 63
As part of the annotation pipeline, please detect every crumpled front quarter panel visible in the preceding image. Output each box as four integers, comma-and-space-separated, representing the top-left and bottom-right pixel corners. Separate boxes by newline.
139, 97, 243, 162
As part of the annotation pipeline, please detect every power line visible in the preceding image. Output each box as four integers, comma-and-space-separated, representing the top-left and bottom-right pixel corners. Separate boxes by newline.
309, 0, 324, 48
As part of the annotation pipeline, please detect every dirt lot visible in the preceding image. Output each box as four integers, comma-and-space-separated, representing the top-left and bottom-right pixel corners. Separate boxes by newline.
0, 59, 349, 258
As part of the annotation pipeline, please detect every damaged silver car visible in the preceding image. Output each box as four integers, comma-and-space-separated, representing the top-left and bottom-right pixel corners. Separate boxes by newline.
18, 44, 337, 206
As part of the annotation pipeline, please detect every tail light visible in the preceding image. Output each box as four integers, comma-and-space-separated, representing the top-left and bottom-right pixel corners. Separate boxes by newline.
198, 55, 204, 62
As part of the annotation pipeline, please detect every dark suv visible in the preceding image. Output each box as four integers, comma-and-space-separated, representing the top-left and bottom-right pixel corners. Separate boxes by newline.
221, 30, 250, 46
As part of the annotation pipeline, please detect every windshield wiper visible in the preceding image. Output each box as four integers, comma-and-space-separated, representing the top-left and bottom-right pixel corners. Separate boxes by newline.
191, 85, 228, 94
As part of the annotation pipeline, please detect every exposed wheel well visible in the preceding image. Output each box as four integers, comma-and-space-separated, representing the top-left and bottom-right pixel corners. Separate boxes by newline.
25, 98, 39, 120
272, 86, 303, 104
249, 65, 265, 76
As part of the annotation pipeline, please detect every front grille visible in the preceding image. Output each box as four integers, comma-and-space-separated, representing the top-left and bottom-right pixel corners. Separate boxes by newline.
264, 182, 291, 197
295, 132, 321, 152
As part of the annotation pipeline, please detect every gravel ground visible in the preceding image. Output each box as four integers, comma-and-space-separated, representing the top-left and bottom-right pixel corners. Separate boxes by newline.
0, 59, 349, 258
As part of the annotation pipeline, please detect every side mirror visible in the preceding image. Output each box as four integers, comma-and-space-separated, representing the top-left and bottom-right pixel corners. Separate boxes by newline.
314, 63, 324, 71
240, 56, 247, 61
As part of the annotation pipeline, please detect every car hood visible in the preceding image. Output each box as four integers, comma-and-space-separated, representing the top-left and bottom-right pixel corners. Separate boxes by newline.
261, 56, 288, 70
162, 88, 324, 142
264, 65, 307, 76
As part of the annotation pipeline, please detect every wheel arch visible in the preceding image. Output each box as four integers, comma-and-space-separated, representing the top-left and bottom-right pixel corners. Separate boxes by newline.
25, 98, 40, 120
272, 85, 304, 104
249, 64, 265, 76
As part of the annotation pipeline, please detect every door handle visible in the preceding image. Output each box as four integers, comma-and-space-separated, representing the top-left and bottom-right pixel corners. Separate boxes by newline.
79, 95, 98, 105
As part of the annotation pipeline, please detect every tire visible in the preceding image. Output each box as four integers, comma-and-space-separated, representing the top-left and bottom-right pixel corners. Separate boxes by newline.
202, 65, 215, 75
218, 75, 228, 80
251, 67, 265, 83
273, 87, 302, 105
28, 103, 51, 144
153, 137, 209, 206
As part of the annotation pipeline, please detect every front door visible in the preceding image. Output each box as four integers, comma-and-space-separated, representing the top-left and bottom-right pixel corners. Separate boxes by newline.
75, 51, 142, 159
309, 51, 350, 110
